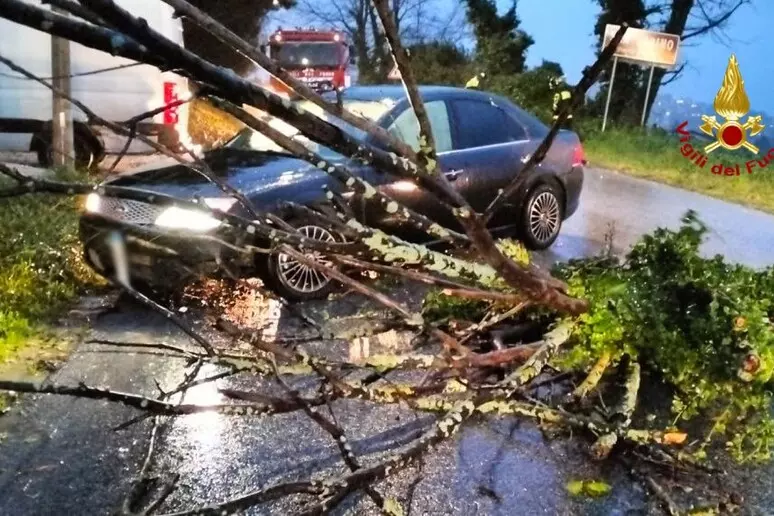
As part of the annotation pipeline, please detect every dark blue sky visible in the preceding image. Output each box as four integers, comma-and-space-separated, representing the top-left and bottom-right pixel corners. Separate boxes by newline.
269, 0, 774, 114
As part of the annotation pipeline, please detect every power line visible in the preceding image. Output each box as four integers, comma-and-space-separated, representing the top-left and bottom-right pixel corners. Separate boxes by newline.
0, 62, 143, 81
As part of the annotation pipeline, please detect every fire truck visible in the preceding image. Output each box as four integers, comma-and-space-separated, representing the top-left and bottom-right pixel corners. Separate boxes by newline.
263, 28, 356, 96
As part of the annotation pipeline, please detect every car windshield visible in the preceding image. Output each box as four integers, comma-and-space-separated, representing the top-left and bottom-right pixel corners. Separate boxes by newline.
270, 42, 342, 69
225, 98, 396, 161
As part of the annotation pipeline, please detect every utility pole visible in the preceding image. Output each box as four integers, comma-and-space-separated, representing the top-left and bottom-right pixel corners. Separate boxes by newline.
51, 5, 74, 168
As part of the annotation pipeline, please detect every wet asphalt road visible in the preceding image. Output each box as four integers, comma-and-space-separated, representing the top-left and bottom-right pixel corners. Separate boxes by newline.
2, 167, 774, 516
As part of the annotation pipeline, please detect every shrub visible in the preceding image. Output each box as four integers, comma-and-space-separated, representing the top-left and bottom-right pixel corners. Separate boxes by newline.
555, 211, 774, 462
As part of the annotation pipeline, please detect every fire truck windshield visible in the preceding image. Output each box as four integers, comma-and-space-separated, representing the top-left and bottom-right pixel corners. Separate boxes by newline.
271, 42, 342, 69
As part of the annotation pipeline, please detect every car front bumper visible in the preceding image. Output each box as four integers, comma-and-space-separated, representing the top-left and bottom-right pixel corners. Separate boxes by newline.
79, 214, 251, 290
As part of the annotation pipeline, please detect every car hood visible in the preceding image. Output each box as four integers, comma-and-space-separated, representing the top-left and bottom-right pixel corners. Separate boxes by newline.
107, 148, 325, 200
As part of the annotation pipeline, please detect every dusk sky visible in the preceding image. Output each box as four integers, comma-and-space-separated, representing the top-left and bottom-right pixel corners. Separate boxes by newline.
270, 0, 774, 115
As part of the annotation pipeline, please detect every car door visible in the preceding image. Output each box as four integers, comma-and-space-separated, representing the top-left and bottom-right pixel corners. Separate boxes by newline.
445, 98, 532, 219
362, 99, 464, 233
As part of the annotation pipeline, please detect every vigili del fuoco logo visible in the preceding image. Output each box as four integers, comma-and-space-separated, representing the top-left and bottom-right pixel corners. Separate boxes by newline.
675, 54, 773, 176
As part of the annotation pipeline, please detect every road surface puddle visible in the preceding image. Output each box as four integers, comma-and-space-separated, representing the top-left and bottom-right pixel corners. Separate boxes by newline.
176, 363, 228, 450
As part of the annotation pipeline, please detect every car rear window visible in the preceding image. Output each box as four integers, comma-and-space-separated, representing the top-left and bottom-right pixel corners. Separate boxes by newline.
451, 99, 528, 150
505, 102, 549, 138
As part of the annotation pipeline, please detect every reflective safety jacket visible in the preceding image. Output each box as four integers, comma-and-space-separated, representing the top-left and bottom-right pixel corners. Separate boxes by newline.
465, 75, 481, 89
552, 90, 573, 120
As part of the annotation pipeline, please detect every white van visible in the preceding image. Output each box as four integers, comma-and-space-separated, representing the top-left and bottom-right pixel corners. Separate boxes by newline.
0, 0, 191, 168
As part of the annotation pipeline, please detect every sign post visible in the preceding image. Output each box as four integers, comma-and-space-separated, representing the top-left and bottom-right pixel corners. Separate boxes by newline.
602, 56, 618, 133
600, 24, 681, 131
641, 65, 655, 127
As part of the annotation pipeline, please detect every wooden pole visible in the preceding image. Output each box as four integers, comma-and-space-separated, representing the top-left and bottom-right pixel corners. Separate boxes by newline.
50, 5, 74, 168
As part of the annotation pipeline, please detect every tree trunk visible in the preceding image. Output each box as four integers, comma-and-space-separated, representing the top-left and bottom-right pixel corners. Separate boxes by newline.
644, 0, 693, 122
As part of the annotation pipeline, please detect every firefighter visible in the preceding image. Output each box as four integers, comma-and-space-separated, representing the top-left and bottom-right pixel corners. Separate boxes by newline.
550, 75, 573, 129
465, 71, 486, 89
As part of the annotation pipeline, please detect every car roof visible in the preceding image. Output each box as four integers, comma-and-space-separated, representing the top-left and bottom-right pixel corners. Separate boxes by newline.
329, 84, 507, 104
322, 84, 551, 137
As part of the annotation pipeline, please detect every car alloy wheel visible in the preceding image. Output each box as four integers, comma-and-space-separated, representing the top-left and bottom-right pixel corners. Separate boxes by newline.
520, 183, 564, 250
528, 191, 561, 244
275, 224, 337, 295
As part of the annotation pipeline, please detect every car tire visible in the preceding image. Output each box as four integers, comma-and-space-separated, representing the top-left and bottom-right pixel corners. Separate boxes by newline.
258, 217, 342, 302
35, 128, 102, 170
519, 182, 564, 250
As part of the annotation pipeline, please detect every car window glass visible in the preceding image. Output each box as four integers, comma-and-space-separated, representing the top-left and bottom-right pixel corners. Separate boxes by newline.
504, 112, 528, 140
507, 103, 548, 137
452, 99, 526, 149
233, 99, 392, 160
386, 101, 453, 153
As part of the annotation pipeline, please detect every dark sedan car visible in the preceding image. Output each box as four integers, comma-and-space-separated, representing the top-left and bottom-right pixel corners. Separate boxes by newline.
80, 85, 586, 300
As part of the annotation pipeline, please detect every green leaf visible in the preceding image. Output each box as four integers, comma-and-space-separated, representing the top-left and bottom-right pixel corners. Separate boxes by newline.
584, 480, 612, 497
565, 479, 611, 498
566, 480, 585, 496
383, 497, 405, 516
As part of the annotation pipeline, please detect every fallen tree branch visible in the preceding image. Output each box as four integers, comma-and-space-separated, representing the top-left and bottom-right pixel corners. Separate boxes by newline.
5, 0, 585, 315
159, 0, 418, 160
571, 351, 612, 400
0, 50, 259, 217
269, 359, 387, 511
278, 244, 469, 356
208, 97, 465, 244
482, 23, 630, 222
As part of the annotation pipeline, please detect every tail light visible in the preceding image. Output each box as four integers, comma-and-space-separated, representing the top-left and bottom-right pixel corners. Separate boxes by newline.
163, 81, 179, 125
572, 143, 587, 167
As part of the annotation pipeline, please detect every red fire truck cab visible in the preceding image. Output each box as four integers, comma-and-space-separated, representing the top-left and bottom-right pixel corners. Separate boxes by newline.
265, 28, 355, 95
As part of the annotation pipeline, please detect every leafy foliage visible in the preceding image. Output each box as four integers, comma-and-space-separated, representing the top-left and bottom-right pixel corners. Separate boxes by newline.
0, 171, 99, 361
566, 479, 612, 497
422, 289, 489, 323
408, 41, 472, 87
188, 99, 244, 150
464, 0, 533, 75
488, 61, 566, 123
182, 0, 294, 74
555, 211, 774, 462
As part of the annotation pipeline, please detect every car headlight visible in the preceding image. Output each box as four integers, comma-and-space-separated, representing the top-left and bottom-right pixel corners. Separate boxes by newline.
154, 197, 237, 231
85, 192, 101, 213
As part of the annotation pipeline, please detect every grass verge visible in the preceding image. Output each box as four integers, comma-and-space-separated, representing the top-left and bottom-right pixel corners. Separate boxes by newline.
0, 168, 102, 408
583, 125, 774, 214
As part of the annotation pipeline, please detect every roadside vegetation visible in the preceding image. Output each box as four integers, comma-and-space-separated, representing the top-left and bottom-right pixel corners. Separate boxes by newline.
424, 210, 774, 463
581, 123, 774, 214
0, 169, 100, 391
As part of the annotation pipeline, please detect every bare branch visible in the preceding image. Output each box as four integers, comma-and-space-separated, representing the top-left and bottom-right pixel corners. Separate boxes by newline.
160, 0, 417, 160
682, 0, 746, 40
